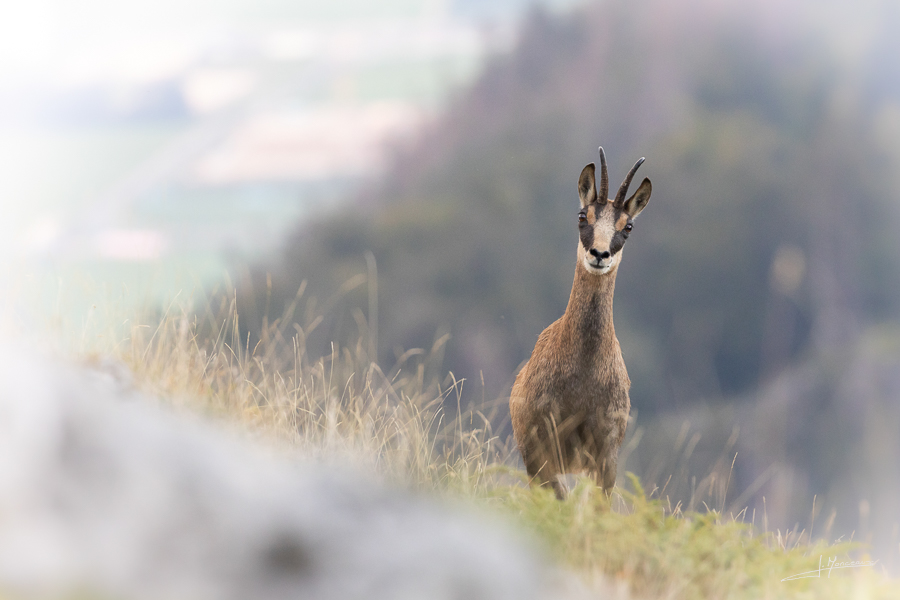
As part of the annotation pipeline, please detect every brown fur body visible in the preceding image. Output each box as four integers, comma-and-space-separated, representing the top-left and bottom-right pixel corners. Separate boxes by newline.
510, 149, 651, 498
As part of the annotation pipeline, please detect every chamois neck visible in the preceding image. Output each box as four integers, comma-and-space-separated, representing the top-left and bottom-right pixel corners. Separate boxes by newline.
560, 262, 618, 354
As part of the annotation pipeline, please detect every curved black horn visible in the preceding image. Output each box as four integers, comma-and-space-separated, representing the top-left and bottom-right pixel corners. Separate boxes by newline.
598, 146, 609, 202
614, 157, 645, 206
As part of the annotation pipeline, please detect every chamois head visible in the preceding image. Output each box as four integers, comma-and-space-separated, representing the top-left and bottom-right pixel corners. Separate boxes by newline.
576, 147, 652, 275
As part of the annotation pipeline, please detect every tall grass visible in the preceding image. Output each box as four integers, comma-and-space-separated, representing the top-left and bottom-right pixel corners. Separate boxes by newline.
105, 285, 511, 494
74, 283, 895, 599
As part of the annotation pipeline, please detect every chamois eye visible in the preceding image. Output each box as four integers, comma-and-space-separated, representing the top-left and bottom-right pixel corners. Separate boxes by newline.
624, 223, 633, 232
578, 213, 587, 223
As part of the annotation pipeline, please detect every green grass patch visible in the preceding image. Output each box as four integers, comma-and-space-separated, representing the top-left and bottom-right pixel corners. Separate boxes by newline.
486, 475, 890, 599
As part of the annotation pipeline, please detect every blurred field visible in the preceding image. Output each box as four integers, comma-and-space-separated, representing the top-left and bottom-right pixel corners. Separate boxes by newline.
0, 0, 527, 332
43, 283, 891, 599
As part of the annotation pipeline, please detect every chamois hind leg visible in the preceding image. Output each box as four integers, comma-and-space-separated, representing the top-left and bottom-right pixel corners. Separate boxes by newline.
587, 435, 620, 494
590, 454, 617, 494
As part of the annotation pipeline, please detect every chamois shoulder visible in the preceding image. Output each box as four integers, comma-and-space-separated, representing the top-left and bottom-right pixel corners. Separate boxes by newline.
516, 319, 579, 388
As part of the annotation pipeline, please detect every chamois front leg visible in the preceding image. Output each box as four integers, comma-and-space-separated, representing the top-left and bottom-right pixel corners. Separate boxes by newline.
522, 450, 566, 500
519, 425, 567, 500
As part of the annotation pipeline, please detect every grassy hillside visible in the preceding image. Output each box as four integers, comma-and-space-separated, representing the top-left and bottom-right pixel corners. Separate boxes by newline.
79, 298, 896, 599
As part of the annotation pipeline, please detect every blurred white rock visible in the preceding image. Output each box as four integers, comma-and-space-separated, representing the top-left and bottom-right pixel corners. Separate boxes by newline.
0, 347, 555, 600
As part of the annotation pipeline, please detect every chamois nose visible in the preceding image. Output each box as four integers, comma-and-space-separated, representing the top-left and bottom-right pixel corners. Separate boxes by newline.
589, 249, 611, 260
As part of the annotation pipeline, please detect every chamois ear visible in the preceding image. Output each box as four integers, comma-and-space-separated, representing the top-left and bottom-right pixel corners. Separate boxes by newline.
578, 163, 597, 208
623, 177, 651, 218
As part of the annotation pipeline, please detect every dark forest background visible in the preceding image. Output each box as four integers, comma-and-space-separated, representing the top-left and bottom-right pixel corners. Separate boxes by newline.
227, 0, 900, 563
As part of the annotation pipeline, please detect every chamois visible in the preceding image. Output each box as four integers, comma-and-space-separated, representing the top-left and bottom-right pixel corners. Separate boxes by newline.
510, 147, 651, 499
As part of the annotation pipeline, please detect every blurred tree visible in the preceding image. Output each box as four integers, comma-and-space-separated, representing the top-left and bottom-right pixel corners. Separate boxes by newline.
235, 0, 900, 416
